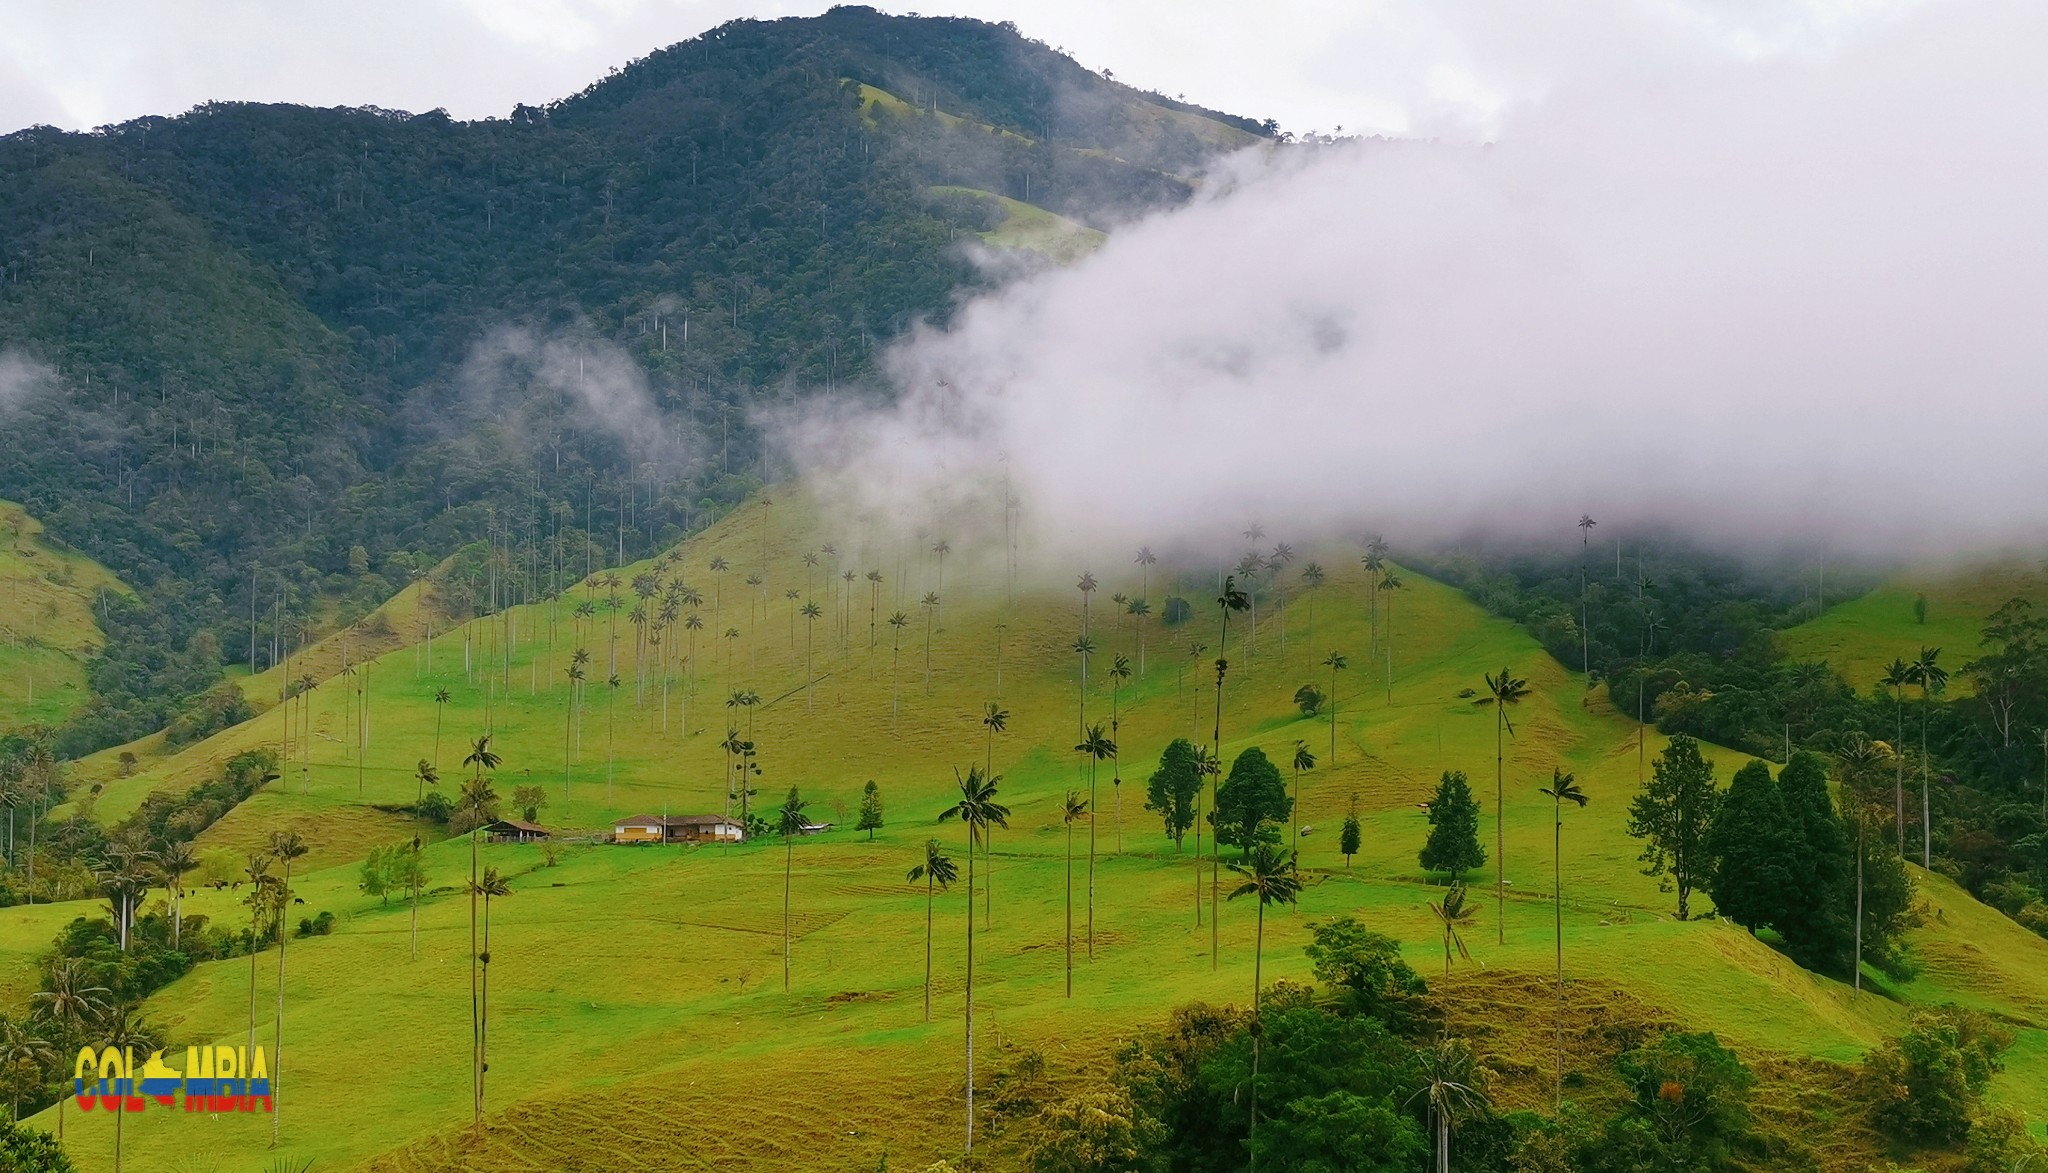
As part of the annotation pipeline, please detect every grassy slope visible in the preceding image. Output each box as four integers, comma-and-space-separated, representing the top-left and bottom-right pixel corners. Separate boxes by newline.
1781, 560, 2047, 693
17, 491, 2048, 1170
0, 500, 124, 731
929, 185, 1106, 262
52, 575, 460, 829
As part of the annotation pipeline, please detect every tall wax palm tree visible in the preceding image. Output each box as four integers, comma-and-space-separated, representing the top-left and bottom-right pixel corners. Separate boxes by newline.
981, 702, 1009, 924
472, 865, 511, 1118
1075, 723, 1115, 958
1300, 562, 1326, 666
1269, 542, 1296, 653
1227, 841, 1302, 1158
888, 611, 910, 728
838, 568, 856, 652
1128, 596, 1152, 674
1212, 576, 1251, 968
778, 787, 811, 992
239, 852, 274, 1076
158, 840, 198, 949
1362, 541, 1387, 651
1290, 741, 1316, 845
907, 840, 957, 1022
1134, 546, 1157, 607
402, 835, 427, 961
866, 570, 884, 652
96, 1002, 157, 1172
1322, 650, 1348, 763
0, 1018, 53, 1121
1235, 552, 1266, 658
416, 759, 439, 806
459, 735, 501, 1124
1194, 746, 1218, 925
1430, 884, 1478, 975
1379, 573, 1403, 696
433, 688, 453, 770
1909, 646, 1947, 868
1411, 1036, 1489, 1173
1834, 735, 1891, 992
937, 765, 1010, 1155
1072, 635, 1097, 741
1077, 572, 1098, 637
1109, 653, 1133, 851
800, 600, 823, 708
605, 672, 621, 801
1538, 769, 1588, 1109
269, 829, 308, 1147
1061, 791, 1089, 996
33, 957, 107, 1140
1882, 657, 1912, 850
920, 592, 941, 694
1476, 666, 1530, 943
993, 621, 1009, 698
562, 663, 584, 797
1577, 515, 1597, 673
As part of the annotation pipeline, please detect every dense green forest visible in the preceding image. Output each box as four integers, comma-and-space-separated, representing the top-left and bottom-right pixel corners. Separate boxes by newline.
0, 7, 1270, 755
1420, 538, 2048, 944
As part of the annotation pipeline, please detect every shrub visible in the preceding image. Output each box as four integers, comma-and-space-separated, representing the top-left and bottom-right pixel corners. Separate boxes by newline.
1293, 683, 1324, 717
1303, 917, 1426, 1024
1615, 1031, 1754, 1161
417, 791, 454, 823
1865, 1011, 2009, 1146
1023, 1087, 1163, 1173
0, 1118, 73, 1171
1964, 1110, 2046, 1173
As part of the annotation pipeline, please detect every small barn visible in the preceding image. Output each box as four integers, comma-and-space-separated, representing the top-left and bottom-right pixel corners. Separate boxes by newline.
665, 814, 746, 844
483, 818, 551, 843
611, 814, 746, 844
613, 815, 667, 844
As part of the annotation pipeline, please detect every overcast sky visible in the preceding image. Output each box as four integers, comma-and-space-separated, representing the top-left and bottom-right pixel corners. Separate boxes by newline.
0, 0, 1917, 140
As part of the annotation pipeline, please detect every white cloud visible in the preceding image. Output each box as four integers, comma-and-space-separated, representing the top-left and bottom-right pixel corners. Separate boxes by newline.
785, 0, 2048, 564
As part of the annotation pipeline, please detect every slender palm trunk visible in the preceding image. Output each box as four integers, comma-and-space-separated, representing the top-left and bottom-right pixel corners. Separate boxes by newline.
1552, 801, 1565, 1110
1496, 710, 1506, 944
923, 875, 934, 1022
1065, 821, 1075, 997
480, 893, 492, 1118
1087, 755, 1097, 960
1854, 813, 1864, 992
272, 855, 293, 1147
1330, 662, 1339, 763
1212, 625, 1229, 970
965, 825, 977, 1154
1250, 900, 1266, 1164
1920, 692, 1932, 868
470, 830, 480, 1124
783, 836, 794, 991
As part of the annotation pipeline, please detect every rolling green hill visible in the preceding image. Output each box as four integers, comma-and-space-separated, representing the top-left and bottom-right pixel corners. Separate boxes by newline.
0, 500, 126, 730
0, 7, 1271, 761
1783, 560, 2048, 692
14, 489, 2046, 1171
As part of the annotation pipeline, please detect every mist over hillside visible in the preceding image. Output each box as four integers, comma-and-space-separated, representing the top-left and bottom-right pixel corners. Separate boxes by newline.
0, 6, 1267, 753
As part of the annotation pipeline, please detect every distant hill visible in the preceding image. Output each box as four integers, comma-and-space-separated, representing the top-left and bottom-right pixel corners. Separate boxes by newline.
0, 7, 1270, 754
0, 500, 126, 730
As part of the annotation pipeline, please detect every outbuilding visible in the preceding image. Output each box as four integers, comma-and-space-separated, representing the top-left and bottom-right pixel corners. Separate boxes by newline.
483, 818, 551, 843
611, 814, 746, 844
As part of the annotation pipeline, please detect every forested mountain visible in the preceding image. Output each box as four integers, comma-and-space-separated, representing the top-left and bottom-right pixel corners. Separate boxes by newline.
0, 6, 1271, 754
